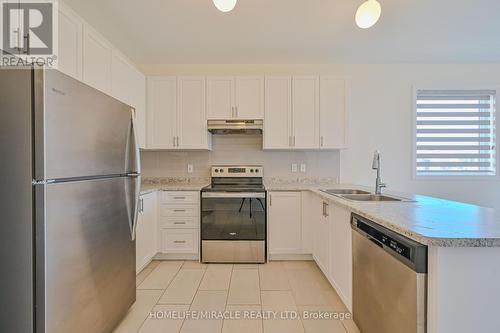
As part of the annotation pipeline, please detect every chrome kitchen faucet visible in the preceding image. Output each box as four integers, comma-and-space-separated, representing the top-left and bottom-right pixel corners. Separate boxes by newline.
372, 150, 386, 195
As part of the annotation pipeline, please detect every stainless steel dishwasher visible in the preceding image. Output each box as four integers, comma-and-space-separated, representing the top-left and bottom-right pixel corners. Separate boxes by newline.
351, 214, 428, 333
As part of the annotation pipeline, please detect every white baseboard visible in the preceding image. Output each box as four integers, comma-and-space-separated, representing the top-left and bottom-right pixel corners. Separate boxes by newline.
154, 253, 199, 261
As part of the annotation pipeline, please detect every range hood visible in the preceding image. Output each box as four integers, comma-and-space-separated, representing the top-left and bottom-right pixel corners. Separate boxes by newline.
207, 120, 263, 135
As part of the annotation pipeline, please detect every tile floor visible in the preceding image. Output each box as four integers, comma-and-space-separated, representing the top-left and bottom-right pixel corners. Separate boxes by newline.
112, 260, 360, 333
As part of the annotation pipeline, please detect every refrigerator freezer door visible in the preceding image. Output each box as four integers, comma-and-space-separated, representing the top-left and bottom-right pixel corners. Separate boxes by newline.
39, 177, 136, 333
34, 69, 136, 180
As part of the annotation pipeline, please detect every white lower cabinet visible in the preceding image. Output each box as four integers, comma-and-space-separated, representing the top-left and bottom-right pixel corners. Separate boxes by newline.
313, 195, 331, 277
268, 192, 303, 255
158, 191, 200, 258
160, 229, 199, 254
329, 204, 353, 311
136, 191, 158, 272
267, 190, 353, 310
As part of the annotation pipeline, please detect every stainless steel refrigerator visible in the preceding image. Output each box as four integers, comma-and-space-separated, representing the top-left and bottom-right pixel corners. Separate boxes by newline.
0, 68, 141, 333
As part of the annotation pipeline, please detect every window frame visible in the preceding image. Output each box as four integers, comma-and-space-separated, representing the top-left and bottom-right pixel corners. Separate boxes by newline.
411, 85, 499, 181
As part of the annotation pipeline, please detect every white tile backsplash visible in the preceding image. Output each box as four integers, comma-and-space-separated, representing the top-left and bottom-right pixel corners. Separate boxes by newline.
141, 135, 341, 179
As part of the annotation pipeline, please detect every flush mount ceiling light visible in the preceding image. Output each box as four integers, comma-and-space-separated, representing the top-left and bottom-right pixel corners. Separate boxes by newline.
355, 0, 382, 29
212, 0, 238, 12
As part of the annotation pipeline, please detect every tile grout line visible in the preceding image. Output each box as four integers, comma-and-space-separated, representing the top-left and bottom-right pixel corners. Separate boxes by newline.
136, 261, 185, 333
218, 264, 233, 333
132, 288, 163, 333
258, 264, 264, 333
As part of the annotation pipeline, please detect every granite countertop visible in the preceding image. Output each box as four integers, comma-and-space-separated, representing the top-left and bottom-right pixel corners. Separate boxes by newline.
140, 177, 210, 195
264, 179, 500, 248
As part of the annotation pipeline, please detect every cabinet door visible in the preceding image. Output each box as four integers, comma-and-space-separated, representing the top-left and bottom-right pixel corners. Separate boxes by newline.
313, 197, 330, 277
320, 77, 348, 149
177, 77, 209, 149
82, 25, 112, 94
235, 76, 264, 119
130, 70, 147, 149
206, 77, 234, 119
292, 76, 319, 149
147, 77, 177, 149
264, 76, 292, 149
111, 51, 135, 105
268, 192, 302, 254
57, 3, 83, 80
329, 205, 352, 311
111, 52, 147, 148
136, 192, 158, 272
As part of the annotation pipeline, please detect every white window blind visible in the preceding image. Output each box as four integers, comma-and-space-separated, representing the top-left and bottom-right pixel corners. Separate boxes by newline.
415, 89, 497, 177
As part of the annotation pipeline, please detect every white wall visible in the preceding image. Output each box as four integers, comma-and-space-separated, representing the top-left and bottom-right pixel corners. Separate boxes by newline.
140, 64, 500, 208
141, 135, 341, 180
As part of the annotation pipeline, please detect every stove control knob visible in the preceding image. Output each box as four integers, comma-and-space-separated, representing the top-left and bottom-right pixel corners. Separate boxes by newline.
255, 169, 259, 173
250, 169, 254, 173
214, 169, 219, 173
220, 169, 224, 173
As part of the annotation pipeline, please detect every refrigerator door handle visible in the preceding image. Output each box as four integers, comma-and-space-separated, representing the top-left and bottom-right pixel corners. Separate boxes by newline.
126, 113, 141, 241
126, 109, 141, 174
125, 174, 141, 241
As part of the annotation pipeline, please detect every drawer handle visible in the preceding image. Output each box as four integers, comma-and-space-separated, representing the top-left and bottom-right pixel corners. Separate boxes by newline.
173, 196, 186, 199
173, 240, 186, 244
174, 222, 186, 225
173, 209, 186, 212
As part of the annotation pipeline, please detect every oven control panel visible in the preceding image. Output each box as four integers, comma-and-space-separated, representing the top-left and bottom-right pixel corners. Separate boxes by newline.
211, 166, 264, 178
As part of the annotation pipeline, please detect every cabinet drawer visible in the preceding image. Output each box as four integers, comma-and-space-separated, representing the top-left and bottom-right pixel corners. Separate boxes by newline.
160, 205, 199, 218
160, 191, 200, 204
161, 229, 199, 254
160, 216, 199, 229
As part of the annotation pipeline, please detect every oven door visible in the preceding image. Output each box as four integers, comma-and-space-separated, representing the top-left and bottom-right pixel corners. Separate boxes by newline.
201, 192, 266, 263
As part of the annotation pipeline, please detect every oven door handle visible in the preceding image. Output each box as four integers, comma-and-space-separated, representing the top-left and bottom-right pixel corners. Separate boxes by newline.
202, 192, 266, 199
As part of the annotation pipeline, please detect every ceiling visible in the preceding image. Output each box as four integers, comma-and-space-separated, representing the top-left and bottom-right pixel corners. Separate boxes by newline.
64, 0, 500, 64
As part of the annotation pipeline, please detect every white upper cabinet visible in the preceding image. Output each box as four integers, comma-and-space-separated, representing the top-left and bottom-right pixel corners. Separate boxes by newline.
264, 75, 347, 150
207, 76, 264, 120
111, 52, 135, 105
292, 76, 320, 149
57, 3, 83, 80
235, 77, 265, 119
131, 69, 147, 149
147, 77, 177, 149
207, 77, 234, 119
320, 77, 348, 149
177, 77, 210, 149
264, 76, 292, 149
111, 51, 147, 148
146, 76, 211, 150
268, 192, 302, 255
54, 3, 148, 147
82, 25, 112, 94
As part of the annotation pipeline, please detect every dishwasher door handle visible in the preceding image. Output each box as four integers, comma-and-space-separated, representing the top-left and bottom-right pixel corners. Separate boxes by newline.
367, 236, 383, 248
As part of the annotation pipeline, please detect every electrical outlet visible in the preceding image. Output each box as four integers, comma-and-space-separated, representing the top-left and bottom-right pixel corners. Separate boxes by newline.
291, 164, 298, 173
187, 164, 194, 173
300, 164, 306, 173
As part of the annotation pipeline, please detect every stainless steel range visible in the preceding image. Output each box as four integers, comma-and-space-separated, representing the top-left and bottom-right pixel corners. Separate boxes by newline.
201, 166, 266, 263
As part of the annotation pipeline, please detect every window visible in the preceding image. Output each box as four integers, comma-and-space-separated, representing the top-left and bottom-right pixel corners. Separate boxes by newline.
415, 89, 497, 177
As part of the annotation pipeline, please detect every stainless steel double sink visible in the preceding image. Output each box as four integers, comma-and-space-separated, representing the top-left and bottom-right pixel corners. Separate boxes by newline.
321, 189, 411, 202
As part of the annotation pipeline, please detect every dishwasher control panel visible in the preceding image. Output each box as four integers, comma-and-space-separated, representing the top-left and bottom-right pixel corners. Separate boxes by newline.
367, 227, 412, 260
351, 214, 428, 273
